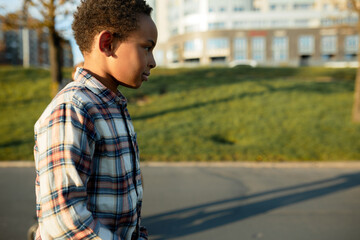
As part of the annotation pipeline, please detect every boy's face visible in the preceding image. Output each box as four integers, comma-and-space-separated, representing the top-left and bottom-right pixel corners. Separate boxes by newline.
108, 14, 157, 89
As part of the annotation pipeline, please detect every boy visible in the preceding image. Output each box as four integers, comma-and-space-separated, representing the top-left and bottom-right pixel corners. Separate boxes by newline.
33, 0, 157, 239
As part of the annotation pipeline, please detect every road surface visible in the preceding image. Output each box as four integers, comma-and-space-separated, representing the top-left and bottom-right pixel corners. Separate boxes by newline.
1, 162, 360, 240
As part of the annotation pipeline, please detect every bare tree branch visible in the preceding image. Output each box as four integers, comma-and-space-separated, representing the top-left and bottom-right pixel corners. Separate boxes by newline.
38, 0, 51, 9
350, 0, 360, 13
19, 0, 77, 95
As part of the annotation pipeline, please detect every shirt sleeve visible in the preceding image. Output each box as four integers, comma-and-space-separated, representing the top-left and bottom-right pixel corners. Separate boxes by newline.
34, 100, 117, 240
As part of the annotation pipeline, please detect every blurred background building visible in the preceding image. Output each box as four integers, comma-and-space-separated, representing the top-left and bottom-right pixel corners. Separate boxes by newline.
0, 16, 73, 67
148, 0, 359, 67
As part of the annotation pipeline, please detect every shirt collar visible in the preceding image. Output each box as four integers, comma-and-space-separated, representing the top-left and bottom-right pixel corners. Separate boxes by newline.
74, 67, 128, 108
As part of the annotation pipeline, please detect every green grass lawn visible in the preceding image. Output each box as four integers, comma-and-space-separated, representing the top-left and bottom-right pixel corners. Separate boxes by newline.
1, 65, 359, 161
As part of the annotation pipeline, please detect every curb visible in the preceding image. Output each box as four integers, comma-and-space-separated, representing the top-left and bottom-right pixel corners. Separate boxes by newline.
0, 161, 35, 168
2, 161, 360, 169
141, 161, 360, 168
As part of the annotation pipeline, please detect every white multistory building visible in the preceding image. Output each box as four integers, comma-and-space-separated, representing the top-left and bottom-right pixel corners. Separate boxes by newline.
147, 0, 358, 67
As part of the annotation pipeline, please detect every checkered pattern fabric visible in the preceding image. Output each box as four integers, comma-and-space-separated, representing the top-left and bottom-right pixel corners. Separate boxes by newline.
34, 68, 145, 240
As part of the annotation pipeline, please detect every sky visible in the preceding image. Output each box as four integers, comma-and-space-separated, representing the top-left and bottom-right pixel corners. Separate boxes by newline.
0, 0, 84, 64
0, 0, 21, 12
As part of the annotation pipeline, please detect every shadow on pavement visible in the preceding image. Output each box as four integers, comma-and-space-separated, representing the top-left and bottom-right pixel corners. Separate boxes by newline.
143, 172, 360, 240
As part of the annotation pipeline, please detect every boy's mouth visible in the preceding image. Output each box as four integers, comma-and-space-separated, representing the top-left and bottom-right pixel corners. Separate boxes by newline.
142, 72, 150, 81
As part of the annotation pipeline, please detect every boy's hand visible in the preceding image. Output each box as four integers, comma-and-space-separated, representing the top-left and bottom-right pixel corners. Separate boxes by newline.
132, 226, 148, 240
139, 226, 148, 240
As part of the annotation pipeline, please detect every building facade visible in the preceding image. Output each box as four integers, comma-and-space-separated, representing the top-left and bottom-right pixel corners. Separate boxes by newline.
0, 17, 73, 67
148, 0, 358, 67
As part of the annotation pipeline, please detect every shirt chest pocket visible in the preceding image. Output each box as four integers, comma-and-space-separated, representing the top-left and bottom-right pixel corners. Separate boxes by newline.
94, 117, 138, 174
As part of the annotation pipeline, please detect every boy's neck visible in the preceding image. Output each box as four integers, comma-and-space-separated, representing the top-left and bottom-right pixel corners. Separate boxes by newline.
83, 61, 119, 94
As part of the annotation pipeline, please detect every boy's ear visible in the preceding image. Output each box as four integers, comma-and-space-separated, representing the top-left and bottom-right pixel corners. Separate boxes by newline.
98, 31, 114, 57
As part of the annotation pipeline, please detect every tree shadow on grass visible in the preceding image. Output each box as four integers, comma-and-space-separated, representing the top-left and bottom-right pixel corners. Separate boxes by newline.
132, 91, 265, 121
132, 80, 353, 121
125, 67, 355, 101
128, 67, 302, 98
259, 81, 353, 94
142, 172, 360, 240
0, 139, 34, 149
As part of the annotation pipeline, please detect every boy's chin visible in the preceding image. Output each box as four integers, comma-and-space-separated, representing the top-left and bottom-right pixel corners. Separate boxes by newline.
118, 81, 142, 89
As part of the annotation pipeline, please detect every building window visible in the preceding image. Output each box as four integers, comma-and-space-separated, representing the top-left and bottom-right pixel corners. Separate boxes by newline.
184, 0, 199, 16
345, 35, 358, 53
273, 37, 288, 61
234, 6, 244, 11
294, 19, 309, 27
170, 27, 178, 36
219, 6, 226, 12
298, 35, 314, 55
271, 20, 288, 28
252, 21, 266, 29
323, 4, 331, 10
321, 35, 337, 54
234, 21, 247, 29
185, 58, 200, 63
321, 18, 334, 26
207, 38, 229, 50
185, 24, 199, 33
167, 45, 180, 63
251, 37, 266, 62
210, 56, 226, 63
345, 53, 357, 61
168, 0, 179, 22
321, 54, 335, 61
184, 39, 203, 52
208, 0, 216, 12
208, 0, 227, 13
344, 16, 358, 25
294, 3, 312, 10
208, 22, 226, 30
234, 38, 247, 60
270, 4, 287, 11
154, 50, 164, 66
232, 0, 246, 11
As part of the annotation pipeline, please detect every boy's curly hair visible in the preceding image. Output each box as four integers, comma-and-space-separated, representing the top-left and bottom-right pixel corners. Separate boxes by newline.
72, 0, 152, 53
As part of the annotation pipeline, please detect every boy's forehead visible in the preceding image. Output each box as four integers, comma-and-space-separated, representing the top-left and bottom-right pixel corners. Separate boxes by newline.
138, 14, 156, 29
130, 15, 157, 39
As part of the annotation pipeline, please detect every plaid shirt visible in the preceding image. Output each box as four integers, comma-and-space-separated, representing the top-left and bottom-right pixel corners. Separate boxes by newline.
34, 68, 146, 240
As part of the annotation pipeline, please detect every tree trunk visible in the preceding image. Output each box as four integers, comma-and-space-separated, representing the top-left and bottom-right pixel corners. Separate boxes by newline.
48, 27, 63, 97
353, 61, 360, 122
352, 21, 360, 122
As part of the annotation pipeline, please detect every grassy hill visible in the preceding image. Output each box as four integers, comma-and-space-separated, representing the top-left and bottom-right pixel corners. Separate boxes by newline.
0, 65, 359, 161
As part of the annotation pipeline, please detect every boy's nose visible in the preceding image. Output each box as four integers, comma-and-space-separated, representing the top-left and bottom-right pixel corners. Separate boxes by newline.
148, 54, 156, 69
